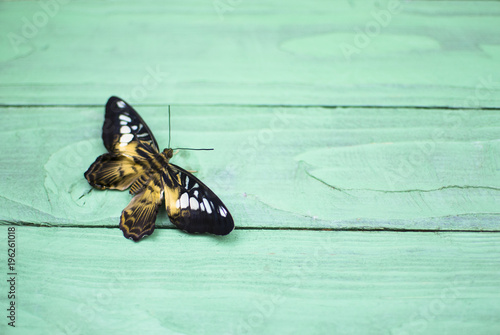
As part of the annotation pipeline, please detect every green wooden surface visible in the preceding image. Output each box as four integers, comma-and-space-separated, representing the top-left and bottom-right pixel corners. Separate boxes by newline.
1, 1, 500, 107
1, 105, 499, 231
1, 227, 500, 335
1, 0, 500, 334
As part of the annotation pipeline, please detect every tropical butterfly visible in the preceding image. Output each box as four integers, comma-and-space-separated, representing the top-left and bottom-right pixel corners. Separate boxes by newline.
84, 96, 234, 241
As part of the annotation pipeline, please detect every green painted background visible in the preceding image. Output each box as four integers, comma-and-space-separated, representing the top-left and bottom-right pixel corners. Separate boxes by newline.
0, 1, 499, 334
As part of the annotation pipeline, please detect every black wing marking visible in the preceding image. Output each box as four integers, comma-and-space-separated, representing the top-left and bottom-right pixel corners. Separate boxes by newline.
103, 96, 159, 153
162, 164, 234, 236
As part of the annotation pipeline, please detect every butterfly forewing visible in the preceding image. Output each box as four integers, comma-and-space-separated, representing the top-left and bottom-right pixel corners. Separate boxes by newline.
163, 164, 234, 235
103, 96, 159, 154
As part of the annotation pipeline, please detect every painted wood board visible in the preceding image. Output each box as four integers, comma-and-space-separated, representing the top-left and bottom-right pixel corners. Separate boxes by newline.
1, 105, 498, 231
1, 1, 500, 106
1, 227, 499, 335
1, 1, 499, 334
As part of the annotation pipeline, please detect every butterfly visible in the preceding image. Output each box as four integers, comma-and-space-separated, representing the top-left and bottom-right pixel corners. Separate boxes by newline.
84, 96, 234, 241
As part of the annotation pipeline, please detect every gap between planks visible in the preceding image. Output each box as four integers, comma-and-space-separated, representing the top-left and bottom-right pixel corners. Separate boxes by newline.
1, 103, 500, 111
1, 222, 500, 233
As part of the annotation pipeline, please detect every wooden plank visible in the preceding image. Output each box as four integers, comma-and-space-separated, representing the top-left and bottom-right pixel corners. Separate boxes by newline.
1, 1, 500, 106
1, 105, 498, 231
0, 227, 499, 334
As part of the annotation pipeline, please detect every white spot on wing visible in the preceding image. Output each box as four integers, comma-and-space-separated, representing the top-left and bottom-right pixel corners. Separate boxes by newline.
131, 125, 138, 130
120, 126, 131, 134
203, 198, 212, 214
185, 175, 189, 187
200, 202, 205, 211
219, 206, 228, 217
118, 114, 131, 122
117, 101, 126, 108
120, 133, 134, 143
180, 193, 189, 209
190, 197, 199, 210
193, 190, 199, 198
193, 183, 199, 189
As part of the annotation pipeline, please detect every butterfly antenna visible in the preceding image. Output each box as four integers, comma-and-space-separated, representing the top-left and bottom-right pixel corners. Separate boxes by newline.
168, 105, 171, 149
168, 105, 213, 151
173, 147, 214, 151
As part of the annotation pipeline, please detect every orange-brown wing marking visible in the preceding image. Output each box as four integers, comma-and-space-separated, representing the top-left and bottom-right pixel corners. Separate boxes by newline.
84, 153, 144, 191
119, 176, 163, 241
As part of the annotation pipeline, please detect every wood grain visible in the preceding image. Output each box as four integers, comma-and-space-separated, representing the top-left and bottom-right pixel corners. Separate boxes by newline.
1, 1, 499, 334
1, 105, 498, 231
1, 1, 500, 106
1, 227, 499, 335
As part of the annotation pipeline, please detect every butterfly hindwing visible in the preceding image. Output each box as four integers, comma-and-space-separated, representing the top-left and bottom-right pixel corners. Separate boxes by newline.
103, 96, 159, 154
84, 153, 145, 191
120, 175, 163, 241
163, 164, 234, 236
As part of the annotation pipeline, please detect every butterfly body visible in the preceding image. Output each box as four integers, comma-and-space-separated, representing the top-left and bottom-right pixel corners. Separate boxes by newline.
85, 97, 234, 241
